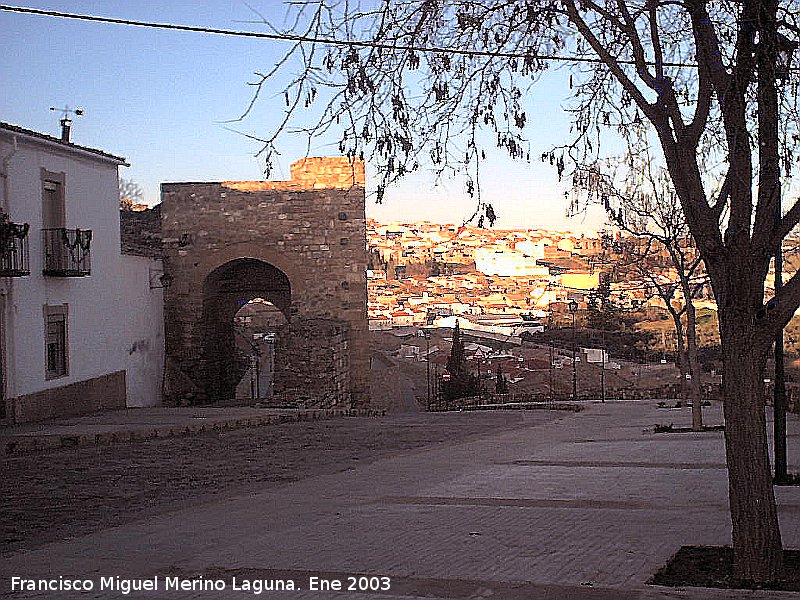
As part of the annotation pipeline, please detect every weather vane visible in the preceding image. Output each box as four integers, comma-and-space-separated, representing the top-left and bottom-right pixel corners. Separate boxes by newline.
49, 105, 84, 142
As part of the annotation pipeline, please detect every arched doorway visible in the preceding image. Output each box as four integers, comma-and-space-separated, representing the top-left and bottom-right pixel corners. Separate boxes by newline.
233, 298, 288, 401
201, 258, 291, 402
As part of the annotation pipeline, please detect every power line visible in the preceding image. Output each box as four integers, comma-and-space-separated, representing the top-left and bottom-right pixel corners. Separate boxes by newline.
0, 3, 696, 68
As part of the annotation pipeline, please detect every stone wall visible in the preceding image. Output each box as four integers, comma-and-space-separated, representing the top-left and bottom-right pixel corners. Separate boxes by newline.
160, 157, 369, 408
120, 205, 162, 258
369, 352, 403, 411
272, 319, 351, 407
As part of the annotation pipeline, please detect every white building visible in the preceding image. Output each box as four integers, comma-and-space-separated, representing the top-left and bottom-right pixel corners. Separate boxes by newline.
432, 315, 524, 344
514, 239, 548, 259
0, 122, 164, 424
474, 245, 550, 277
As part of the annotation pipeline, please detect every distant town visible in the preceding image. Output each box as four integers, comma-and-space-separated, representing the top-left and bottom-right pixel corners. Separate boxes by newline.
363, 219, 800, 410
366, 218, 718, 334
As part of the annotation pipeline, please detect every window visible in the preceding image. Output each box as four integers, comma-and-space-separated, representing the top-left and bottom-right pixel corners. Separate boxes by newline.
41, 170, 66, 229
44, 304, 68, 379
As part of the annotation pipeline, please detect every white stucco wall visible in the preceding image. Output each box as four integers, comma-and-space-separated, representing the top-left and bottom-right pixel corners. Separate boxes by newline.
1, 128, 163, 407
116, 255, 164, 407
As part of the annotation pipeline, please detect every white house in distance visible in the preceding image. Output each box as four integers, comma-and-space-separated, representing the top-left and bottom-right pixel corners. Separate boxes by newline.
474, 244, 550, 277
0, 122, 164, 424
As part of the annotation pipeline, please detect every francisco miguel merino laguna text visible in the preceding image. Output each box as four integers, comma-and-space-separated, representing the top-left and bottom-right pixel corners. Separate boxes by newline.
11, 576, 302, 594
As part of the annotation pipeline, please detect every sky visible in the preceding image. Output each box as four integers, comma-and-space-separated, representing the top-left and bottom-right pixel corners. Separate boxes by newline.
0, 0, 608, 232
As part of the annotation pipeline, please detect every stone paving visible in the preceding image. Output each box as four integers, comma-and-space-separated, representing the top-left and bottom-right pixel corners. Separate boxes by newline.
2, 402, 800, 599
1, 411, 546, 556
0, 407, 381, 456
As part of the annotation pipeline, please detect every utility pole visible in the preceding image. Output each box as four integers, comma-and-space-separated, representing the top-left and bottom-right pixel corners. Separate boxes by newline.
569, 299, 578, 401
601, 329, 606, 403
773, 33, 795, 483
254, 345, 261, 400
549, 341, 555, 405
424, 330, 431, 411
250, 354, 256, 402
775, 220, 788, 482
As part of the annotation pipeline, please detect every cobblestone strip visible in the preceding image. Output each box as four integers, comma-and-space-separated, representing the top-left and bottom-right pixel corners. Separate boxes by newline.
0, 409, 385, 457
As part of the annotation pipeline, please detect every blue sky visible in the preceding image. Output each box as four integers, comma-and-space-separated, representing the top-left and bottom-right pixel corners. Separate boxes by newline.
0, 1, 607, 230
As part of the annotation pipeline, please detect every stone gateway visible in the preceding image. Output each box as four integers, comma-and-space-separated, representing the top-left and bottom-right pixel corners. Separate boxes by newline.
160, 157, 369, 408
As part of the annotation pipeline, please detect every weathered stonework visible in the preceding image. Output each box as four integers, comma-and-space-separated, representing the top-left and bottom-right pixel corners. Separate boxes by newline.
120, 205, 162, 257
161, 157, 369, 408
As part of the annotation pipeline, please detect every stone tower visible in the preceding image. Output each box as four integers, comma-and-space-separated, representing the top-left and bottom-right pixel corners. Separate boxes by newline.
160, 157, 369, 408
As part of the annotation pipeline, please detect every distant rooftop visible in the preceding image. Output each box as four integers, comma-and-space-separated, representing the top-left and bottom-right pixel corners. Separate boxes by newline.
0, 122, 128, 165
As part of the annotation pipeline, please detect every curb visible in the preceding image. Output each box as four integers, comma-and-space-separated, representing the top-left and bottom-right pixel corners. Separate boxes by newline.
0, 409, 385, 457
430, 402, 585, 413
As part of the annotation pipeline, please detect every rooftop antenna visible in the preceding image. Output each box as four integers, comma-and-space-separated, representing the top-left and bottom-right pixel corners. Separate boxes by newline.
49, 105, 84, 142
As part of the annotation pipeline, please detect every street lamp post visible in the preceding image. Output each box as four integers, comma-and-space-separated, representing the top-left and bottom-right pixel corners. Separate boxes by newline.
776, 32, 799, 80
549, 340, 555, 405
569, 299, 578, 402
441, 368, 451, 411
474, 356, 481, 402
434, 364, 440, 411
254, 345, 261, 400
601, 328, 606, 403
423, 330, 431, 411
774, 33, 796, 483
775, 235, 788, 482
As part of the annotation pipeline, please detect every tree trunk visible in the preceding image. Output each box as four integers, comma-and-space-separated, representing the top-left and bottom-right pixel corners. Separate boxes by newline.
685, 301, 703, 431
672, 312, 687, 399
720, 321, 784, 583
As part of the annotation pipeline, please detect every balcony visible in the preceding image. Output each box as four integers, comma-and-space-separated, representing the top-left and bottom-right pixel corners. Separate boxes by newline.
43, 228, 92, 277
0, 218, 30, 277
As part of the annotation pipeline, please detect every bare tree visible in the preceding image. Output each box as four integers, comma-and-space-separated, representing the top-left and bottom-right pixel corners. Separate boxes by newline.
249, 0, 800, 583
119, 178, 144, 211
579, 150, 707, 429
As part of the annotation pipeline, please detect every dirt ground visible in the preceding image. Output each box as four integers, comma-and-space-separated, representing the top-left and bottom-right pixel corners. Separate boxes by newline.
1, 411, 559, 556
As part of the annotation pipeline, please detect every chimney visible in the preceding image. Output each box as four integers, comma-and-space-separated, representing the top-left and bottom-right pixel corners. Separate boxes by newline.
60, 117, 72, 142
51, 107, 82, 141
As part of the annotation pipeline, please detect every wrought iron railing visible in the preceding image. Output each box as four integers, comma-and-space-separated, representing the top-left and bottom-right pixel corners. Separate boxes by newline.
42, 228, 92, 276
0, 218, 30, 277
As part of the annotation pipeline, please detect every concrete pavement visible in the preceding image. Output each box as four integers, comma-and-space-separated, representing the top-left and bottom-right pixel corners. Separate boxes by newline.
3, 401, 800, 599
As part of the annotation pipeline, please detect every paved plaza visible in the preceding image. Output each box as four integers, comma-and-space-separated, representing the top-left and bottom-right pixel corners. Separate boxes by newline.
3, 401, 800, 599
